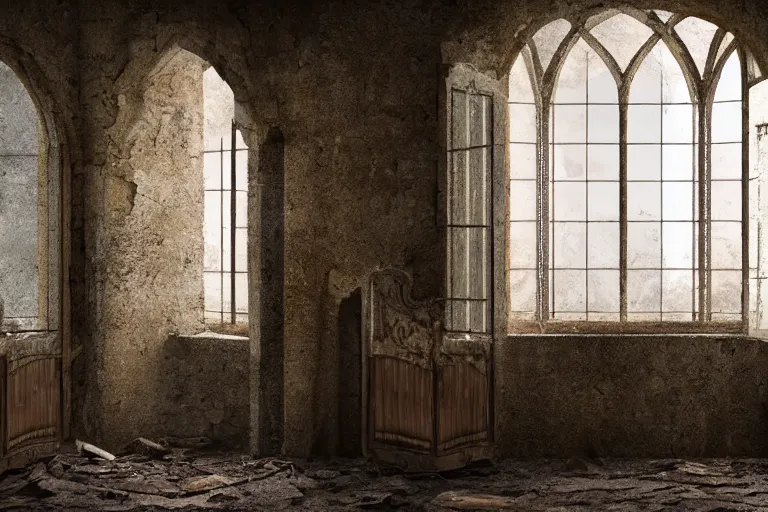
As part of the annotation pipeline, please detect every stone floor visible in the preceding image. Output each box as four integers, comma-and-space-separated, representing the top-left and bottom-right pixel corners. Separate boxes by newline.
3, 446, 768, 510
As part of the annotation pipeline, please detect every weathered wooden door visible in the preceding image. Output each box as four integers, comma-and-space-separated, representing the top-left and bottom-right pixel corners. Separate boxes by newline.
365, 269, 493, 471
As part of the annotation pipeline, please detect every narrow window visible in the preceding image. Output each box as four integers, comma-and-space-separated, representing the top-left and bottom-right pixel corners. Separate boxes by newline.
203, 67, 249, 333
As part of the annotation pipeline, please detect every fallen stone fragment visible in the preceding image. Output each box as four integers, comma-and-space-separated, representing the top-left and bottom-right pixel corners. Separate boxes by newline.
76, 439, 116, 461
182, 474, 238, 494
28, 462, 48, 481
431, 491, 518, 510
73, 463, 114, 475
126, 437, 170, 459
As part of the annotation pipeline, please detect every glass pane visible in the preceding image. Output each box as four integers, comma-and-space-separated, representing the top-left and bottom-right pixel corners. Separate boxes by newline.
235, 150, 248, 191
553, 182, 586, 220
236, 191, 248, 228
630, 43, 662, 104
449, 227, 467, 297
587, 45, 618, 102
588, 222, 619, 269
452, 90, 468, 149
711, 143, 742, 180
469, 94, 492, 147
628, 182, 661, 220
711, 180, 742, 221
662, 104, 693, 143
662, 144, 695, 180
235, 272, 249, 313
588, 105, 619, 143
628, 269, 662, 313
508, 104, 537, 143
204, 272, 222, 313
712, 102, 742, 143
588, 270, 620, 312
510, 180, 537, 221
553, 269, 586, 312
468, 148, 490, 225
628, 222, 661, 268
711, 270, 742, 313
509, 270, 537, 313
221, 151, 232, 189
628, 145, 661, 181
715, 51, 742, 102
553, 144, 586, 181
467, 228, 488, 299
552, 222, 586, 268
532, 19, 572, 72
673, 16, 719, 77
588, 182, 619, 221
588, 144, 619, 180
711, 221, 742, 269
661, 44, 691, 104
662, 222, 694, 268
510, 143, 537, 180
590, 13, 653, 71
509, 222, 537, 268
235, 228, 248, 272
553, 38, 588, 103
662, 270, 694, 313
553, 105, 586, 143
203, 191, 222, 271
450, 151, 470, 225
221, 274, 232, 314
628, 105, 661, 143
203, 152, 221, 189
509, 50, 535, 102
662, 182, 694, 221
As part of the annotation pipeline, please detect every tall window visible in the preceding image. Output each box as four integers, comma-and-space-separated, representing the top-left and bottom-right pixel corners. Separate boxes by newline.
508, 9, 761, 332
203, 66, 249, 329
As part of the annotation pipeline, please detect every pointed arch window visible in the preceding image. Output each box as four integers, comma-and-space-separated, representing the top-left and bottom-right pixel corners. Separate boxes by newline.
507, 9, 762, 333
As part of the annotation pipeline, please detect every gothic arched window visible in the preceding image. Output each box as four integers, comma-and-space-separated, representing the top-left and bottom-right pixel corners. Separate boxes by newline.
507, 8, 765, 332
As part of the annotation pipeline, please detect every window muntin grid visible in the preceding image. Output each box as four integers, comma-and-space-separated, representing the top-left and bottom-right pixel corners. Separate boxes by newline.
203, 122, 249, 326
445, 89, 493, 334
508, 9, 748, 332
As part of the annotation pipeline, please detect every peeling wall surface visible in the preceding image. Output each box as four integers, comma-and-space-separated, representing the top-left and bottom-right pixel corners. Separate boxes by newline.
3, 0, 768, 458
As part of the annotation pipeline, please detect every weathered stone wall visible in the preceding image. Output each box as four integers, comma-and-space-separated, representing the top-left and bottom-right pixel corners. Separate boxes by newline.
496, 336, 768, 457
160, 334, 249, 448
76, 40, 206, 445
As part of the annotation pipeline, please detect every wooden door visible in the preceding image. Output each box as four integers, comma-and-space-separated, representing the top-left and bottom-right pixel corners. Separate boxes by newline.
365, 269, 493, 471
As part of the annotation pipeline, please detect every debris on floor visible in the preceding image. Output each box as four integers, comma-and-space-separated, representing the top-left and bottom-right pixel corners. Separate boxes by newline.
3, 447, 768, 510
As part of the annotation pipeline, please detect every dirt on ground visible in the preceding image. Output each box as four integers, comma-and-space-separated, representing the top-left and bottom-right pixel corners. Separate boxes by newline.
2, 442, 768, 510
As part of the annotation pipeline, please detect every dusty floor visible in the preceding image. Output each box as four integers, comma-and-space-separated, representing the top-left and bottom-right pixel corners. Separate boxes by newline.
2, 445, 768, 510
